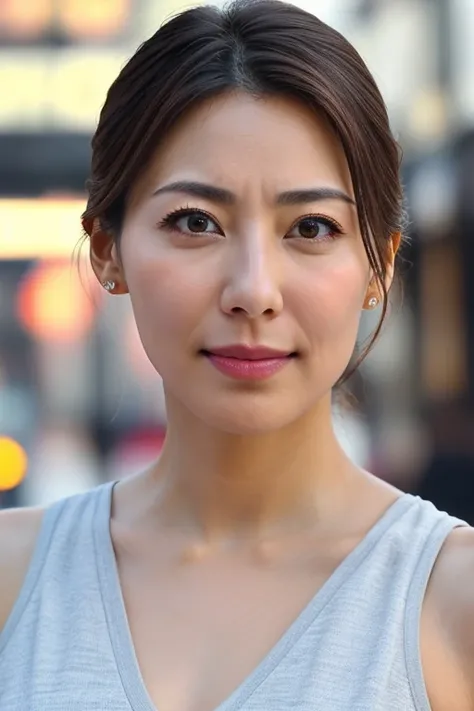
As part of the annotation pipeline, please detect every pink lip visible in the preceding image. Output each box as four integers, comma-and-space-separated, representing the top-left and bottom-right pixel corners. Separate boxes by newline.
203, 344, 294, 381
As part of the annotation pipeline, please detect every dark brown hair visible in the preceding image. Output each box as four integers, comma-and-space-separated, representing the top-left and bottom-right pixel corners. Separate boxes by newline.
82, 0, 405, 378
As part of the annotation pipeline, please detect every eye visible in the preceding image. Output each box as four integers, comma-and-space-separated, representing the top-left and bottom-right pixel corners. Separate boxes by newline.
286, 214, 343, 241
159, 208, 223, 236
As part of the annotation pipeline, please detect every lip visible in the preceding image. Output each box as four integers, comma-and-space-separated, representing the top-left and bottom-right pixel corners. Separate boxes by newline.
202, 344, 295, 381
206, 344, 292, 360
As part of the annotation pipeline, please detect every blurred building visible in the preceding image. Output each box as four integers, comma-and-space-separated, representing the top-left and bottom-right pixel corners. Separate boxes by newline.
0, 0, 169, 506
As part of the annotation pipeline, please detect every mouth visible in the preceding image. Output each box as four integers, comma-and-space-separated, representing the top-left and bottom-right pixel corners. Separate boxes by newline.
200, 344, 298, 381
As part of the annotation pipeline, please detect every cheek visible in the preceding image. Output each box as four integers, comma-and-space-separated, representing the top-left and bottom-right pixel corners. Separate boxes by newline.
121, 238, 212, 352
292, 255, 368, 343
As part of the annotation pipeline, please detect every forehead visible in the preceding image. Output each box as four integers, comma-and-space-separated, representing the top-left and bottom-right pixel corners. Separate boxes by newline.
134, 91, 353, 200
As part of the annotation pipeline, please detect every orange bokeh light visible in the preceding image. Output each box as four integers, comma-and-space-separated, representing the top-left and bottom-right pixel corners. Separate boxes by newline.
0, 0, 52, 39
16, 261, 100, 343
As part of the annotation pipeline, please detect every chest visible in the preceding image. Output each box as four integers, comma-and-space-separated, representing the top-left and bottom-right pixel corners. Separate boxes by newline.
118, 547, 334, 711
1, 582, 419, 711
1, 535, 427, 711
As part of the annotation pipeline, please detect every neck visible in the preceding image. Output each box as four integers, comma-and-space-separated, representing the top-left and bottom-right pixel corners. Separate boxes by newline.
146, 393, 360, 541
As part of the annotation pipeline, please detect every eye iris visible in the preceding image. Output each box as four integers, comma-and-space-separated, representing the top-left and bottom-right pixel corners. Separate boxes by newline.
299, 218, 320, 239
187, 214, 208, 232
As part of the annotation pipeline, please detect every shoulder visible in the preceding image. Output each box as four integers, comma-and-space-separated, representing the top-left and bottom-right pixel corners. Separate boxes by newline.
0, 506, 45, 633
424, 525, 474, 706
428, 525, 474, 637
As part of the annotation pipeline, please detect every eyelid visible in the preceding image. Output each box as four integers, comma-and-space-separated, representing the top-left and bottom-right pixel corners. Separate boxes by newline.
159, 207, 345, 238
286, 213, 345, 238
158, 206, 224, 234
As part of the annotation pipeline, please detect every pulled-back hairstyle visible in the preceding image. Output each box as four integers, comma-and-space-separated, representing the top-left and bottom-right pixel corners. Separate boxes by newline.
82, 0, 405, 379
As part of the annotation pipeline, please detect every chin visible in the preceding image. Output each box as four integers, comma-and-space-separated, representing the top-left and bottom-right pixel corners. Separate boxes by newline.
188, 390, 315, 435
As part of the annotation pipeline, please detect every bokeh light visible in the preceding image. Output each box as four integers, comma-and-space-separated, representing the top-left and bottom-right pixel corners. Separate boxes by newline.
59, 0, 130, 39
16, 261, 99, 344
0, 0, 51, 40
0, 436, 28, 491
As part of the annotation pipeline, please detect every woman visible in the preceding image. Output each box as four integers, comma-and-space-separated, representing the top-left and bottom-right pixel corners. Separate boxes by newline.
0, 2, 473, 709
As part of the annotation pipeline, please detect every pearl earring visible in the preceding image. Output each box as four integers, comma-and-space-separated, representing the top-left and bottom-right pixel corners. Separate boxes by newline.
368, 296, 378, 309
102, 280, 116, 292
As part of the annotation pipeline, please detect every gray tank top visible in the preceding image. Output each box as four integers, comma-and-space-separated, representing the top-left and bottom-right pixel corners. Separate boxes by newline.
0, 481, 467, 711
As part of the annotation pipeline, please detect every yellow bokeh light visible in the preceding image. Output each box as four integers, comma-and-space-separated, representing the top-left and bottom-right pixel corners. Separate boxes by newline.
0, 437, 28, 491
0, 197, 86, 259
59, 0, 130, 38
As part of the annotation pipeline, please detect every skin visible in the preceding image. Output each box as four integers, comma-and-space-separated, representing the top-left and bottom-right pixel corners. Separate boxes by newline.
1, 92, 473, 711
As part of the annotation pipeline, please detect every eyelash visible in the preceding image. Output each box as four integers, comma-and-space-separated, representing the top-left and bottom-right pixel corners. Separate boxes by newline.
158, 206, 344, 240
290, 213, 344, 239
159, 206, 221, 233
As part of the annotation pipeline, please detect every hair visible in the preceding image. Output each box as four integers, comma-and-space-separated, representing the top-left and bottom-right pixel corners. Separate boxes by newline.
82, 0, 405, 381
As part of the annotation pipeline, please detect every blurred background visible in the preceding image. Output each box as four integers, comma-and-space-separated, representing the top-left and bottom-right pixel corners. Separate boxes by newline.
0, 0, 473, 519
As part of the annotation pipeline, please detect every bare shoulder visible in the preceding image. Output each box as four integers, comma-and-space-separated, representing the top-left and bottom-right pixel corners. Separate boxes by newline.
428, 525, 474, 629
424, 525, 474, 706
0, 505, 45, 633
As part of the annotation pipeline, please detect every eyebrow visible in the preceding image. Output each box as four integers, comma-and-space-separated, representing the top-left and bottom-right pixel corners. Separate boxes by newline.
152, 181, 356, 206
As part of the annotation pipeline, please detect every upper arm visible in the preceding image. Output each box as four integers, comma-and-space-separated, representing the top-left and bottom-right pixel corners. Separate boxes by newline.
0, 506, 45, 634
444, 528, 474, 701
423, 526, 474, 711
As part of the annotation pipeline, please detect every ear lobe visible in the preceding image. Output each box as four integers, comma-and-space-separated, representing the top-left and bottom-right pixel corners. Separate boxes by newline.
88, 218, 128, 294
364, 232, 402, 309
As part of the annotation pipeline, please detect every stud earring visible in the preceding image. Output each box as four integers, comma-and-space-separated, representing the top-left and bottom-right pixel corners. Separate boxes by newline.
368, 296, 378, 309
102, 280, 116, 292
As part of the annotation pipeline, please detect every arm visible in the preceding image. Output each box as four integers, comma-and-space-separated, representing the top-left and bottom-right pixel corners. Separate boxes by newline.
0, 507, 44, 634
422, 527, 474, 711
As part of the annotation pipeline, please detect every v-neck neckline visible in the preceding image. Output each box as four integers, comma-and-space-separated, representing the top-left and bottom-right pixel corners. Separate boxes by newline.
93, 481, 417, 711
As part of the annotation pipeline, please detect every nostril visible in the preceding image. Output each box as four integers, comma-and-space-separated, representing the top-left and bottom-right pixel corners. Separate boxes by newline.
230, 306, 275, 317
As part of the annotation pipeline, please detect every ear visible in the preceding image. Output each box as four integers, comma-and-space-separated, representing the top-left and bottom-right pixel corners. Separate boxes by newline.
364, 231, 402, 309
384, 231, 401, 292
83, 217, 128, 295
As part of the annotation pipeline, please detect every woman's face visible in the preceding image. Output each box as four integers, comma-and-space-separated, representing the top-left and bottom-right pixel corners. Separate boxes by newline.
99, 93, 374, 433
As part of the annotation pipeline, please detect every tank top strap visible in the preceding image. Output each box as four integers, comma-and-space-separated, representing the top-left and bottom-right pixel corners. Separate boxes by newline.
404, 507, 468, 711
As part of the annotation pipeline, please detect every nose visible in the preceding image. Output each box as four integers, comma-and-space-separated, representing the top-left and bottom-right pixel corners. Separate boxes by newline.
220, 237, 283, 319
